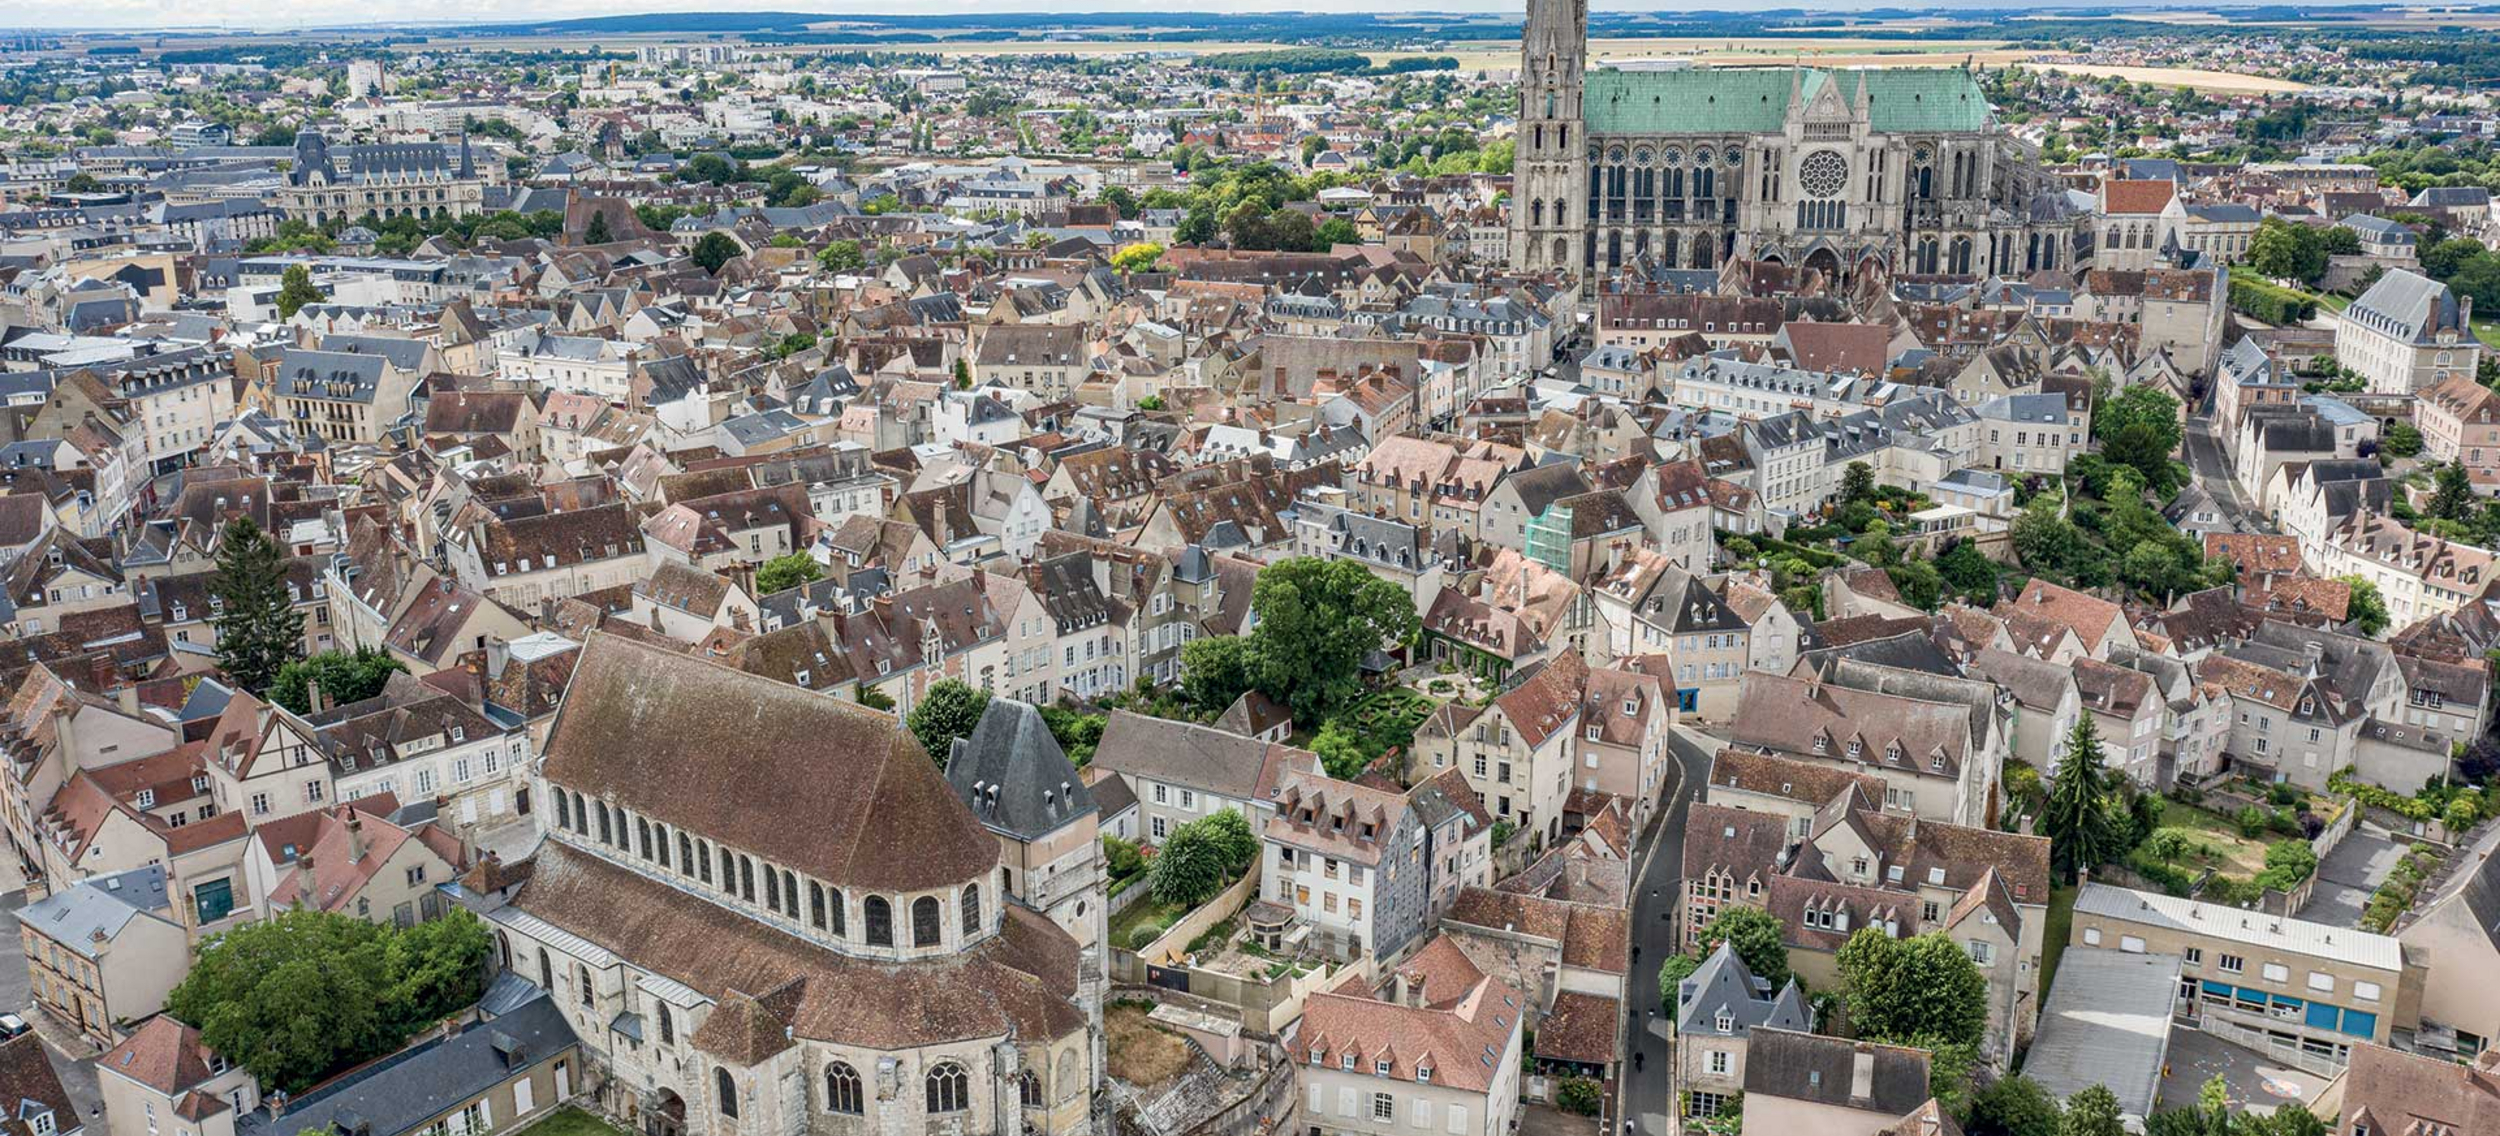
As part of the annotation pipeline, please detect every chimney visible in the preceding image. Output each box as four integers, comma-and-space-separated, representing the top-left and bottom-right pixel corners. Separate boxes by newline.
486, 636, 511, 677
295, 854, 317, 901
1849, 1047, 1876, 1105
345, 814, 367, 864
307, 678, 328, 715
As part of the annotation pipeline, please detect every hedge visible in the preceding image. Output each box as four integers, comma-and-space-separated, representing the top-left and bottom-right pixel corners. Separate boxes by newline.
2230, 276, 2318, 325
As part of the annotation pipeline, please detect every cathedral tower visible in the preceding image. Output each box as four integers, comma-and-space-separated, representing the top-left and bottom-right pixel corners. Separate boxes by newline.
1512, 0, 1588, 277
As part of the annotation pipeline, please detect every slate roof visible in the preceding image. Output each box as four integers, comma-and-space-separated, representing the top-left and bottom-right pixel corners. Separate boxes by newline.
1741, 1028, 1932, 1115
946, 699, 1096, 842
231, 988, 575, 1136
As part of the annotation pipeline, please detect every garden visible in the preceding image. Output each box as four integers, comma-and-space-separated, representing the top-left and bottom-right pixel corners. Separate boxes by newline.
2123, 782, 2334, 904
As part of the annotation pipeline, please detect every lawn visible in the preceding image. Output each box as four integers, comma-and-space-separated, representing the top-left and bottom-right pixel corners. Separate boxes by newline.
2474, 317, 2500, 352
514, 1108, 628, 1136
2040, 884, 2078, 1001
1109, 894, 1188, 952
2150, 805, 2273, 878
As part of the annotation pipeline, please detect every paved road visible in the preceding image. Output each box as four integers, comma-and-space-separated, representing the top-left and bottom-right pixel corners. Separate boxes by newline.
2183, 417, 2270, 533
2297, 828, 2406, 928
1616, 725, 1720, 1136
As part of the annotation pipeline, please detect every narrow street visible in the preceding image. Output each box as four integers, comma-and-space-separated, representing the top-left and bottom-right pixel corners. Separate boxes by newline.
1616, 725, 1720, 1136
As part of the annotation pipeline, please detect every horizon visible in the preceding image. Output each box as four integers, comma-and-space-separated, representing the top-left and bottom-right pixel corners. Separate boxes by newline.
4, 1, 2455, 35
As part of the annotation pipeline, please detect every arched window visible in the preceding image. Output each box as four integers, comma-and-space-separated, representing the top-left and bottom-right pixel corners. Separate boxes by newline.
926, 1062, 969, 1113
765, 868, 781, 913
553, 790, 570, 832
658, 1003, 674, 1045
680, 833, 695, 875
537, 947, 552, 991
913, 896, 943, 946
739, 856, 756, 902
865, 896, 893, 946
656, 825, 671, 869
826, 1062, 864, 1114
577, 962, 594, 1007
697, 840, 714, 884
1020, 1070, 1043, 1109
783, 871, 798, 915
717, 1067, 740, 1118
809, 882, 827, 930
1056, 1051, 1080, 1099
961, 884, 981, 936
595, 802, 612, 845
716, 845, 732, 889
637, 818, 652, 860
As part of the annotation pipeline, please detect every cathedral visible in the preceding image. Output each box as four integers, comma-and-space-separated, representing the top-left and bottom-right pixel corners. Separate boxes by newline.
1511, 0, 2073, 286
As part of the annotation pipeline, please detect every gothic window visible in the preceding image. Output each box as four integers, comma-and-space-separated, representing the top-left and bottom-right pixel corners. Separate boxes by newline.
831, 889, 848, 937
826, 1062, 864, 1114
1057, 1052, 1081, 1098
866, 896, 893, 945
962, 884, 982, 936
926, 1063, 970, 1113
765, 868, 781, 913
696, 839, 713, 884
810, 882, 828, 929
636, 818, 651, 860
1799, 151, 1847, 199
1020, 1070, 1043, 1109
595, 802, 611, 844
717, 1067, 740, 1118
537, 947, 552, 990
659, 1003, 674, 1045
1700, 165, 1716, 200
577, 963, 594, 1007
1532, 199, 1545, 228
913, 896, 944, 946
553, 789, 570, 831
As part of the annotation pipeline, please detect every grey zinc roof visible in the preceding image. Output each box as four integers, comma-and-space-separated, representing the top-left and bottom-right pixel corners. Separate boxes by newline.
946, 699, 1096, 841
2349, 268, 2468, 345
233, 987, 577, 1136
2021, 948, 2182, 1122
1674, 941, 1812, 1039
21, 866, 172, 959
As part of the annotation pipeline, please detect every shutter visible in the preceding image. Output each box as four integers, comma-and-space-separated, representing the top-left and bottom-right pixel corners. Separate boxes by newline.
479, 1098, 492, 1129
1338, 1089, 1356, 1118
514, 1077, 534, 1116
1447, 1105, 1467, 1135
1413, 1100, 1432, 1128
1309, 1085, 1324, 1114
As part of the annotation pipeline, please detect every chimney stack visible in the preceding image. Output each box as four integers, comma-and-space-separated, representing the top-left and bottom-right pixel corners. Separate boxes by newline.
1850, 1048, 1876, 1105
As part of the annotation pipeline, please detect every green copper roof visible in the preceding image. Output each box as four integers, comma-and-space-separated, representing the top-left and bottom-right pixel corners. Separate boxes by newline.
1581, 67, 1992, 137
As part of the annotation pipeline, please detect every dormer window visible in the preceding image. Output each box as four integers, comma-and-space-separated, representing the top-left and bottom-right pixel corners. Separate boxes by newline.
1846, 739, 1863, 758
136, 790, 155, 809
1416, 1067, 1432, 1084
1342, 1054, 1357, 1072
1375, 1060, 1392, 1076
1715, 1011, 1733, 1032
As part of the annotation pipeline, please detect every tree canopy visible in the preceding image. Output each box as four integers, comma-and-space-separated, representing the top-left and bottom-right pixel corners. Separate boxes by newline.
167, 908, 492, 1093
211, 518, 305, 694
268, 647, 406, 715
2042, 715, 2126, 882
753, 551, 823, 595
905, 679, 989, 765
1835, 928, 1991, 1050
1246, 557, 1420, 724
1695, 905, 1792, 992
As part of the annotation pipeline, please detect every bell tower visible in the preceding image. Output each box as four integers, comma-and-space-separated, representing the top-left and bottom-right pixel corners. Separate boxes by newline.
1512, 0, 1588, 278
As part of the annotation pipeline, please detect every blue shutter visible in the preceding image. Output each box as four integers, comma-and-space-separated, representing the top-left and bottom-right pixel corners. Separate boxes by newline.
2305, 1001, 2339, 1031
2340, 1009, 2377, 1038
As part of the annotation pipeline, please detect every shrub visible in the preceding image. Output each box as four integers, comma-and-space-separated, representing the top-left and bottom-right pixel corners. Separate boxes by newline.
1554, 1077, 1603, 1117
2235, 805, 2270, 838
1128, 921, 1166, 949
2267, 783, 2301, 808
2230, 275, 2318, 324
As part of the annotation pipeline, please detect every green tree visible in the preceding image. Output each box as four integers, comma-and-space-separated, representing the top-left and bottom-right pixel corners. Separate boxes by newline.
2336, 574, 2391, 636
2432, 461, 2476, 521
2042, 716, 2124, 882
2057, 1085, 2127, 1136
1103, 834, 1144, 879
1937, 539, 2001, 602
2248, 1106, 2327, 1136
1311, 720, 1369, 779
1842, 461, 1876, 504
1694, 905, 1791, 992
378, 909, 494, 1036
1553, 1078, 1602, 1117
1836, 929, 1991, 1049
268, 647, 406, 714
211, 518, 305, 694
2012, 491, 2082, 575
63, 172, 102, 193
1246, 558, 1421, 724
1315, 217, 1359, 247
582, 210, 612, 244
2249, 217, 2328, 284
274, 264, 326, 319
2382, 422, 2425, 457
689, 231, 742, 273
1968, 1075, 2063, 1136
1150, 812, 1237, 905
2095, 385, 2184, 486
1194, 806, 1259, 870
1180, 635, 1255, 713
166, 908, 492, 1094
1111, 241, 1166, 275
906, 679, 990, 765
754, 551, 823, 595
817, 240, 867, 272
1657, 952, 1700, 1011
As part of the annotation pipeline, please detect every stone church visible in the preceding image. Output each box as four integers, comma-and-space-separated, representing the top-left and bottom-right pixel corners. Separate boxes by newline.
1510, 0, 2075, 285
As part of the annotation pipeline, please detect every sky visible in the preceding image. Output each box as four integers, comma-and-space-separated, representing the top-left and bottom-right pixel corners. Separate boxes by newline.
3, 1, 2364, 34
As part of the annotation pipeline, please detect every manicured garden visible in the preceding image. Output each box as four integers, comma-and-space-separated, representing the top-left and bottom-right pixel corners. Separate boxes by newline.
516, 1108, 629, 1136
